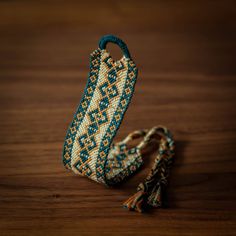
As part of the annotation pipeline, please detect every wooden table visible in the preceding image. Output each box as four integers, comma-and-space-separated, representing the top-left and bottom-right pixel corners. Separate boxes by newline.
0, 1, 235, 235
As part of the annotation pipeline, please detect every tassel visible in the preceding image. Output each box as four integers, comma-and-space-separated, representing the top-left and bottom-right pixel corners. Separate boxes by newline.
123, 126, 175, 213
123, 183, 147, 213
147, 183, 162, 207
123, 179, 165, 212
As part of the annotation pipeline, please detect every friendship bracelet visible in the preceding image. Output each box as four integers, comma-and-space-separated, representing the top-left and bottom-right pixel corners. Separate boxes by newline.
62, 35, 175, 213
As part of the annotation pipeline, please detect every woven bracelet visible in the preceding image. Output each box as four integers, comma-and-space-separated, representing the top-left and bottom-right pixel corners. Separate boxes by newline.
62, 35, 175, 213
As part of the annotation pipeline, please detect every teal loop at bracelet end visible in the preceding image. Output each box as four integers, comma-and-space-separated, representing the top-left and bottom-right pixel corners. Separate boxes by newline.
99, 35, 131, 59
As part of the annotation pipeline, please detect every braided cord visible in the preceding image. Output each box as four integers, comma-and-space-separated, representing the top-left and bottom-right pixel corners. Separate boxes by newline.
122, 126, 175, 212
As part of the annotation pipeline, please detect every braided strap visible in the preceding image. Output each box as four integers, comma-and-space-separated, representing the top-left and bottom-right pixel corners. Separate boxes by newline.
122, 126, 175, 213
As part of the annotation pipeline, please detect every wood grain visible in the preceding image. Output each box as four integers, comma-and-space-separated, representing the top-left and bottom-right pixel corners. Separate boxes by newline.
0, 1, 236, 235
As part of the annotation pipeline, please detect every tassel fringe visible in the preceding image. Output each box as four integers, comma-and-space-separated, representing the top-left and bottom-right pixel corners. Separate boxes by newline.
123, 190, 147, 213
123, 126, 175, 213
147, 183, 162, 207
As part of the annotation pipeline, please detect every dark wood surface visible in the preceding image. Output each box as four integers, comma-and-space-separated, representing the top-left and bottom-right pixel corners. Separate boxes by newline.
0, 1, 236, 235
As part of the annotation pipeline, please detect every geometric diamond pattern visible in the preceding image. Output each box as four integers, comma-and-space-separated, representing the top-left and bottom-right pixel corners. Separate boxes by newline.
88, 108, 108, 126
95, 59, 138, 183
62, 45, 138, 184
99, 96, 109, 111
99, 82, 118, 99
62, 48, 101, 169
78, 134, 96, 151
88, 122, 99, 136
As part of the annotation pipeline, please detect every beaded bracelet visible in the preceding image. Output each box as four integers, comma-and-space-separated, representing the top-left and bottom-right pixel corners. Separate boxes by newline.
62, 35, 175, 213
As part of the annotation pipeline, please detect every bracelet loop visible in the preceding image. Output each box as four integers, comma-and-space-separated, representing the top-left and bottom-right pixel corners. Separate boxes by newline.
99, 35, 131, 59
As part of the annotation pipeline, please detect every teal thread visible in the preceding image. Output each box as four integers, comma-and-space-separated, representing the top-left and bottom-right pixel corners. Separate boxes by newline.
99, 35, 131, 59
62, 49, 102, 168
95, 60, 138, 183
